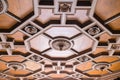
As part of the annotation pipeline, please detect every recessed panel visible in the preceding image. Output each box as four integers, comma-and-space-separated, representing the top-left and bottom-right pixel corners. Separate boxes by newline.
45, 26, 80, 38
30, 34, 50, 52
72, 34, 93, 52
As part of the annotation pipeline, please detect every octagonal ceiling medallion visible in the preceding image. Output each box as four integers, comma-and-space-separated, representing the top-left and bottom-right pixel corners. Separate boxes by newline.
27, 25, 96, 60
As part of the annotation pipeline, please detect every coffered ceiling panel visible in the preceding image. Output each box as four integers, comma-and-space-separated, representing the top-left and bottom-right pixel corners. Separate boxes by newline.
0, 0, 120, 80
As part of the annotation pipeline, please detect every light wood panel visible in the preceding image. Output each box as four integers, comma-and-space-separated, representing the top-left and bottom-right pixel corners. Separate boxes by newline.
95, 0, 120, 20
76, 61, 93, 71
0, 61, 8, 72
49, 73, 68, 78
87, 69, 108, 75
0, 56, 25, 62
7, 31, 25, 41
109, 18, 120, 30
6, 69, 30, 76
93, 47, 107, 55
0, 14, 17, 29
94, 56, 119, 63
8, 0, 33, 19
109, 61, 120, 71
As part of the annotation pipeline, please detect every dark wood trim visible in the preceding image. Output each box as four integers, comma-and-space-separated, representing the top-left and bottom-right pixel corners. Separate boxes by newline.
39, 0, 54, 5
77, 0, 91, 6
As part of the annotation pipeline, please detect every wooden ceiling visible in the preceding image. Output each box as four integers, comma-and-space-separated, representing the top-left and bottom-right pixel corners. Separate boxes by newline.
0, 0, 120, 80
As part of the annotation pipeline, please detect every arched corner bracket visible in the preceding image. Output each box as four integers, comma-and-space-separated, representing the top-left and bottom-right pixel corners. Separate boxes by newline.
0, 0, 8, 14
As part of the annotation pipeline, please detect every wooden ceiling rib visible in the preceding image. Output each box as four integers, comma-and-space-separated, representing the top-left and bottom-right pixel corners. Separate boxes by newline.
0, 0, 120, 80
